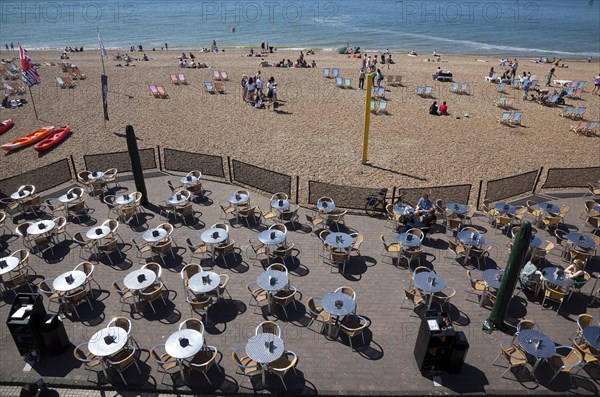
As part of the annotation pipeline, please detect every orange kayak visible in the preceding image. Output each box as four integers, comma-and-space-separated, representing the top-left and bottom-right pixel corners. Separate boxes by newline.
0, 118, 14, 135
34, 125, 71, 152
1, 126, 55, 151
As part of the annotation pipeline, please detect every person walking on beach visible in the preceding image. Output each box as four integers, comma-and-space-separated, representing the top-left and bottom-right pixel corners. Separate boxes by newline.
546, 67, 556, 86
592, 73, 600, 95
10, 43, 14, 50
375, 69, 383, 88
358, 67, 366, 89
241, 75, 248, 102
510, 59, 518, 78
165, 43, 168, 50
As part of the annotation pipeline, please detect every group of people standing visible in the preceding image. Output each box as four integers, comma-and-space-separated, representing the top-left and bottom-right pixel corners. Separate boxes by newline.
241, 71, 277, 108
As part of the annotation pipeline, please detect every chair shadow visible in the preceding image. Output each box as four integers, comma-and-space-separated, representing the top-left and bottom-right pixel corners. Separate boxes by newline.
436, 363, 489, 393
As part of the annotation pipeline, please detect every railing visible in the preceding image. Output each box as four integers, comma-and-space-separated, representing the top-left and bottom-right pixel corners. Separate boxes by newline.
308, 180, 385, 210
484, 169, 539, 203
395, 184, 472, 207
83, 148, 157, 174
0, 158, 73, 198
231, 159, 292, 197
541, 166, 600, 189
162, 148, 225, 178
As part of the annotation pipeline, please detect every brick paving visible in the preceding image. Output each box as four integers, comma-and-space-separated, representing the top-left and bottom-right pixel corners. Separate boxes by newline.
0, 173, 599, 396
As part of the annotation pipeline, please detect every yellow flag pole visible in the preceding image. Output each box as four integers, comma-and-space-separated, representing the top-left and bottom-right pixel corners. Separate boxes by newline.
362, 72, 376, 164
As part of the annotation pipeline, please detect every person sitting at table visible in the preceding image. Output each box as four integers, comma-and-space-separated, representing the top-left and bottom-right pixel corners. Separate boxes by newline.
565, 260, 584, 280
415, 193, 437, 228
519, 260, 538, 291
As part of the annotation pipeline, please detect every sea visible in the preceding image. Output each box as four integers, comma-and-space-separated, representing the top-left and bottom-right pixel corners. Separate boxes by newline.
0, 0, 599, 58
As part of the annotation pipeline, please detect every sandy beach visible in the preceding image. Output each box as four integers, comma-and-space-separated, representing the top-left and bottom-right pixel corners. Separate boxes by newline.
1, 49, 598, 194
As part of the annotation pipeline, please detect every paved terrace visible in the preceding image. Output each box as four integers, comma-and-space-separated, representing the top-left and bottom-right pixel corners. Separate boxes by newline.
0, 172, 598, 396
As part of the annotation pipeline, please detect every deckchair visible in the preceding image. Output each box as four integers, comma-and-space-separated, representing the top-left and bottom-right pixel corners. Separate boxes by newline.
148, 84, 161, 97
0, 70, 12, 80
213, 70, 221, 81
497, 83, 506, 92
370, 99, 376, 112
576, 81, 585, 90
415, 86, 424, 95
570, 121, 590, 133
571, 107, 586, 120
220, 71, 229, 81
203, 81, 216, 94
393, 75, 403, 86
565, 87, 574, 96
213, 81, 225, 93
178, 73, 187, 84
582, 121, 599, 136
56, 76, 67, 88
498, 112, 511, 124
568, 88, 583, 99
385, 75, 394, 84
545, 94, 559, 106
504, 97, 515, 108
559, 105, 574, 118
170, 74, 180, 84
332, 68, 339, 78
71, 69, 86, 79
512, 79, 520, 88
323, 68, 330, 78
529, 79, 538, 88
376, 101, 388, 114
509, 111, 522, 125
450, 82, 459, 93
376, 87, 385, 98
494, 96, 507, 107
568, 81, 578, 89
423, 86, 433, 97
458, 83, 469, 94
335, 76, 344, 87
344, 78, 351, 88
4, 70, 17, 80
8, 62, 19, 72
157, 85, 168, 98
63, 76, 76, 88
3, 83, 17, 95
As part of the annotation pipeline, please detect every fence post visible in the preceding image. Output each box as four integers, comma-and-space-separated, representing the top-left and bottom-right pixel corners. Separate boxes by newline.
157, 145, 162, 171
295, 176, 300, 205
476, 180, 483, 210
69, 155, 77, 181
227, 156, 233, 183
532, 166, 544, 194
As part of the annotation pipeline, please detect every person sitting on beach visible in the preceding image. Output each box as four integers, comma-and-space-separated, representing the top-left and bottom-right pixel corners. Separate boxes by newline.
259, 59, 270, 67
429, 101, 439, 115
248, 48, 254, 57
189, 61, 196, 68
143, 54, 149, 61
439, 101, 448, 115
189, 52, 195, 60
286, 59, 293, 68
488, 67, 495, 78
181, 52, 187, 59
311, 60, 316, 68
254, 96, 264, 109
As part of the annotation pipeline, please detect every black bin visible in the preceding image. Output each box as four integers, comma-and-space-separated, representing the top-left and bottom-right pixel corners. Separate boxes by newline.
447, 331, 469, 374
40, 314, 70, 356
6, 293, 46, 356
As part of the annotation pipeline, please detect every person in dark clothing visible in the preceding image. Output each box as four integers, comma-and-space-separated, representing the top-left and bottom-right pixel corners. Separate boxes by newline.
429, 101, 439, 115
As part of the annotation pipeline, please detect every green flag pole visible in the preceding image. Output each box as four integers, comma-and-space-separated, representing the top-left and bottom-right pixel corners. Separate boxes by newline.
483, 222, 532, 333
125, 125, 148, 205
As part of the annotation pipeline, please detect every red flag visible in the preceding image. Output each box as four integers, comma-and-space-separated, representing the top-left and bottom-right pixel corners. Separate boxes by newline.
19, 45, 41, 87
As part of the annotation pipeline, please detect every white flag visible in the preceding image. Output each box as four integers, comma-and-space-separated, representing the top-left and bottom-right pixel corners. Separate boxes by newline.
98, 33, 108, 59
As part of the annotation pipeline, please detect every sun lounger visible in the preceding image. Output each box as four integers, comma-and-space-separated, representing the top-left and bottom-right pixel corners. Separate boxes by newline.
178, 73, 187, 84
213, 81, 225, 93
529, 79, 538, 88
559, 105, 574, 118
220, 71, 229, 81
213, 70, 221, 81
509, 111, 522, 125
332, 68, 339, 78
571, 107, 586, 120
156, 85, 168, 98
323, 68, 330, 78
148, 84, 161, 98
336, 76, 344, 87
170, 74, 180, 84
498, 112, 511, 124
344, 78, 351, 88
63, 76, 76, 88
203, 81, 216, 94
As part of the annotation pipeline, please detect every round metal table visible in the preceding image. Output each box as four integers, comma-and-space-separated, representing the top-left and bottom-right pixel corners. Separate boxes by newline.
11, 190, 31, 200
143, 228, 168, 243
88, 327, 128, 357
123, 269, 157, 291
165, 329, 204, 360
494, 202, 516, 215
446, 203, 468, 215
413, 272, 445, 299
27, 220, 56, 236
533, 202, 560, 214
321, 292, 356, 317
316, 198, 335, 212
181, 175, 198, 185
457, 230, 486, 247
115, 194, 135, 205
257, 270, 288, 292
259, 230, 286, 246
246, 333, 285, 385
53, 270, 87, 292
517, 329, 556, 373
529, 235, 544, 249
567, 232, 595, 250
271, 199, 290, 211
59, 192, 80, 203
541, 267, 573, 288
0, 256, 20, 275
88, 171, 105, 181
86, 226, 111, 240
396, 232, 421, 248
168, 193, 188, 206
325, 232, 353, 250
201, 228, 228, 245
483, 269, 505, 289
188, 272, 220, 295
229, 193, 249, 205
582, 326, 600, 351
393, 203, 414, 216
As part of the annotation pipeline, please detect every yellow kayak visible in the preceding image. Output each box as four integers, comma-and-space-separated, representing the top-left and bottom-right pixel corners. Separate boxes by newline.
1, 126, 55, 151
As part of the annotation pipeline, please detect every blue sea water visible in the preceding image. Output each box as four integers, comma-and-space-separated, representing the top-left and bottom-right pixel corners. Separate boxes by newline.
0, 0, 598, 57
